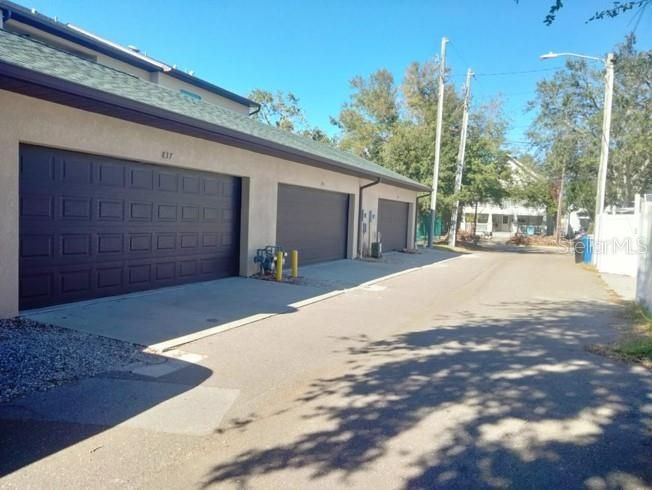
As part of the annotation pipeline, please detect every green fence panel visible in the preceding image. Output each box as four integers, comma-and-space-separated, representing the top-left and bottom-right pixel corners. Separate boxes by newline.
416, 214, 443, 243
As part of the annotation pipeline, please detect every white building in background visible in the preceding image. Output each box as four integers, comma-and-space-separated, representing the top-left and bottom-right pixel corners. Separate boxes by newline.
561, 209, 591, 237
460, 155, 548, 238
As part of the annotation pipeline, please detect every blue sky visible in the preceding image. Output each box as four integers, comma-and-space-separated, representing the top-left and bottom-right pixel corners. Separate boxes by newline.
22, 0, 652, 152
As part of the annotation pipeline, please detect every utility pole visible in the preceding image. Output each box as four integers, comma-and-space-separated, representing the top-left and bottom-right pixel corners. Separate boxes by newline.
448, 67, 473, 247
555, 162, 566, 243
592, 52, 615, 263
428, 36, 448, 248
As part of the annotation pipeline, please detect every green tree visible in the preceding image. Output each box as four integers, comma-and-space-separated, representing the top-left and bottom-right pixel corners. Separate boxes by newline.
248, 89, 306, 132
608, 35, 652, 205
334, 58, 466, 219
520, 0, 651, 25
332, 69, 399, 162
382, 87, 464, 215
248, 89, 336, 145
458, 103, 511, 231
335, 56, 511, 228
527, 34, 652, 219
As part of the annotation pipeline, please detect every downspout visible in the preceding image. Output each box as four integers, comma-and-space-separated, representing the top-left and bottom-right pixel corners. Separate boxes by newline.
358, 178, 381, 258
415, 193, 430, 246
248, 104, 261, 117
0, 8, 10, 28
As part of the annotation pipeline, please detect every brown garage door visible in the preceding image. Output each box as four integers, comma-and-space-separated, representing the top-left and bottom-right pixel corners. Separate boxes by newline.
378, 199, 409, 251
276, 184, 349, 265
19, 145, 241, 309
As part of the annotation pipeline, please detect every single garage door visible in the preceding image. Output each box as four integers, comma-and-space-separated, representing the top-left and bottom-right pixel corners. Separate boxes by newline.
378, 198, 409, 251
276, 184, 349, 265
19, 145, 241, 309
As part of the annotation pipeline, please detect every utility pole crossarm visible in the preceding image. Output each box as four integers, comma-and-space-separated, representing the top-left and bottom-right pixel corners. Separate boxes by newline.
428, 36, 448, 248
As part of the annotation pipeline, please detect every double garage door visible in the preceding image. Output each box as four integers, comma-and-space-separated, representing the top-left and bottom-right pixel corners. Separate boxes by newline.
19, 145, 241, 309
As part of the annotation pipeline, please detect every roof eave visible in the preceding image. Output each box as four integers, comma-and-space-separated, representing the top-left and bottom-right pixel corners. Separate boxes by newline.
0, 1, 259, 111
1, 4, 156, 71
0, 62, 428, 192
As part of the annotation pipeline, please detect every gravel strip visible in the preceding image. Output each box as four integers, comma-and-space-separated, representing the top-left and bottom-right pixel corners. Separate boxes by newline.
0, 317, 159, 403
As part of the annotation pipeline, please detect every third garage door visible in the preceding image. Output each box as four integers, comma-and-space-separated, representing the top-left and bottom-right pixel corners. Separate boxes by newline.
378, 198, 409, 251
276, 184, 349, 265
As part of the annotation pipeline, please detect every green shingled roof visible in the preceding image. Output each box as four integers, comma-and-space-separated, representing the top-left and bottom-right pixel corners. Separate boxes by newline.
0, 28, 428, 191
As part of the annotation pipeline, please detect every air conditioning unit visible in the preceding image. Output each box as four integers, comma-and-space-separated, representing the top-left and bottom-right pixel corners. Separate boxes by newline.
370, 241, 382, 258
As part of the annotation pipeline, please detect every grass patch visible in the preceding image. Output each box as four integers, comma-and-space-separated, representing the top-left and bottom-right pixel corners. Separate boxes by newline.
430, 244, 472, 254
620, 301, 652, 333
594, 301, 652, 367
613, 337, 652, 362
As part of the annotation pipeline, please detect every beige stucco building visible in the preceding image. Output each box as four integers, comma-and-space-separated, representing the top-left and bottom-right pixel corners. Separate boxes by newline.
0, 1, 427, 317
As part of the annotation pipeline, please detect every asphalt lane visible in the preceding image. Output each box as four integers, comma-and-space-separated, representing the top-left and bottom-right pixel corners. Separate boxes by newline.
2, 248, 651, 489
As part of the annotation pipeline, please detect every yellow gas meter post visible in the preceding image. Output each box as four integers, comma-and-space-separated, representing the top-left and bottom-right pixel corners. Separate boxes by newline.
291, 250, 299, 278
275, 250, 284, 281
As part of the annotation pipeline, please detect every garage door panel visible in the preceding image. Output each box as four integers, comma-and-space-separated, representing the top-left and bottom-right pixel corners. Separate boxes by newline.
20, 272, 54, 302
128, 167, 153, 189
98, 199, 124, 221
20, 234, 54, 258
97, 266, 124, 289
277, 184, 348, 265
19, 145, 241, 309
20, 150, 55, 184
378, 199, 409, 252
158, 172, 178, 192
20, 194, 54, 218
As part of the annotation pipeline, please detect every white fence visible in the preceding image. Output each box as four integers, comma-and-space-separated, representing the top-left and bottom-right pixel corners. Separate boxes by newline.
595, 213, 640, 277
636, 195, 652, 309
578, 194, 652, 307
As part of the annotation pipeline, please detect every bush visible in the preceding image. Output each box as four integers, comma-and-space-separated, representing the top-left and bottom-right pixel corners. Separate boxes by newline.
507, 234, 532, 246
456, 229, 475, 242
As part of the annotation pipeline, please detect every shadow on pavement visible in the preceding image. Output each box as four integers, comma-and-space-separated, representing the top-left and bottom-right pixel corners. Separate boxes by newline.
0, 359, 213, 477
23, 249, 459, 346
202, 299, 652, 488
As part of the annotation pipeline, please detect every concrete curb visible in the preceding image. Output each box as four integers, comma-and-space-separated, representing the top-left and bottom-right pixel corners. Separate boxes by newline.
149, 253, 467, 352
148, 313, 277, 353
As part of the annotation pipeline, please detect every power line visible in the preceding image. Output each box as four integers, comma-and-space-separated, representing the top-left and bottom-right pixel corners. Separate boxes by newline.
475, 90, 538, 98
447, 42, 473, 71
474, 67, 559, 77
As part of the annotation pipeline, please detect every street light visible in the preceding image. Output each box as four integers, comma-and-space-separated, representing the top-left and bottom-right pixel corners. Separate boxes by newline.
539, 52, 604, 63
540, 50, 616, 263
